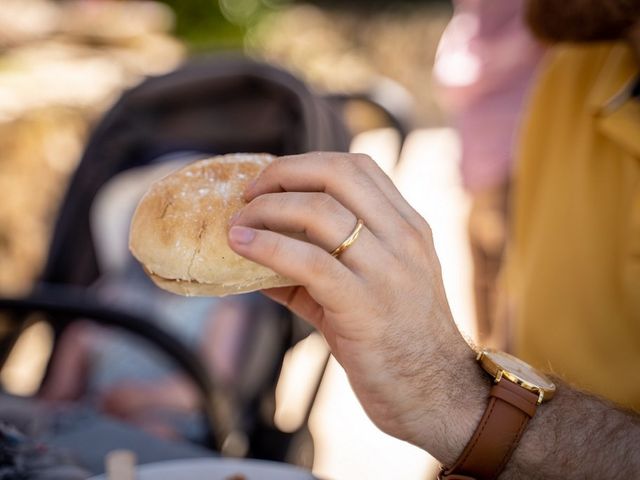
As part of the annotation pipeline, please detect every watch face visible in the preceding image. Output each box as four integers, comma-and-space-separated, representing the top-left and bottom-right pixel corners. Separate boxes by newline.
483, 350, 555, 391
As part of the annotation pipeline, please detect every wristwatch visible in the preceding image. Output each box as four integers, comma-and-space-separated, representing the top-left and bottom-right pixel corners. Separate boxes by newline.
439, 349, 556, 480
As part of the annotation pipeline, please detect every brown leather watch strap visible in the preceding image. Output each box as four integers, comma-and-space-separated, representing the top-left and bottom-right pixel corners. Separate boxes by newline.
439, 379, 539, 480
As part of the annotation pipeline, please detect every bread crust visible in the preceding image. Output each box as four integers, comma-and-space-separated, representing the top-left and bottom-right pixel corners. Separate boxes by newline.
129, 154, 294, 296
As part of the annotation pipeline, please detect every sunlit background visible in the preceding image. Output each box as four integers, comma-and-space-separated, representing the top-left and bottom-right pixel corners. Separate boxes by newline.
0, 1, 479, 479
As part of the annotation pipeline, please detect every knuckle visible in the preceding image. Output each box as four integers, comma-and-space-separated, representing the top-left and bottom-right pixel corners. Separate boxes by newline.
351, 153, 375, 170
248, 193, 278, 215
274, 192, 292, 212
309, 192, 340, 215
257, 162, 275, 181
250, 193, 271, 209
262, 156, 286, 180
400, 223, 428, 255
323, 154, 373, 188
329, 154, 357, 175
264, 233, 286, 260
417, 218, 434, 241
270, 156, 286, 170
308, 192, 329, 209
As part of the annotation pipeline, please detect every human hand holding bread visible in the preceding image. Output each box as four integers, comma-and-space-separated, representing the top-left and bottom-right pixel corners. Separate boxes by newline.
129, 152, 485, 464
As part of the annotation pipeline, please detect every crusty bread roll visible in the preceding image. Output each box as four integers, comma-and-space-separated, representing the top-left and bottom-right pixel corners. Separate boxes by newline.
129, 153, 295, 296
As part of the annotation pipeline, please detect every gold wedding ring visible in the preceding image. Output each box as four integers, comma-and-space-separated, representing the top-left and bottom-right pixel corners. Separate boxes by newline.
330, 219, 364, 258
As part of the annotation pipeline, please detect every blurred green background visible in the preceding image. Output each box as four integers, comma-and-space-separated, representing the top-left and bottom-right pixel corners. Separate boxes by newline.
157, 0, 449, 51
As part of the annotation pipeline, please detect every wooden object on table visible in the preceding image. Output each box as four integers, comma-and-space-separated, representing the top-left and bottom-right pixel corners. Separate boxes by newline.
105, 449, 137, 480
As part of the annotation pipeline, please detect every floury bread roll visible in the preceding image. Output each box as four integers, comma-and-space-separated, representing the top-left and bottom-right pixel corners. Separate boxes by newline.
129, 153, 295, 296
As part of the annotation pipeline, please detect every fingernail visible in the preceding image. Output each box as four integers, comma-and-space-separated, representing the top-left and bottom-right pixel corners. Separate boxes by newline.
229, 226, 256, 245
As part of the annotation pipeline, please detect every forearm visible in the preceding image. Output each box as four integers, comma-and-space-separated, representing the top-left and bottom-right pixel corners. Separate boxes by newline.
504, 380, 640, 479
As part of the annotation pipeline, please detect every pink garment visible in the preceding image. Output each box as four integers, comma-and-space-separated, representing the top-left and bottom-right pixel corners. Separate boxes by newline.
433, 0, 545, 192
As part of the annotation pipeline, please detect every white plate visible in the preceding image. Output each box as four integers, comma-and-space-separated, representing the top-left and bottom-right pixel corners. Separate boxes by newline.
89, 458, 317, 480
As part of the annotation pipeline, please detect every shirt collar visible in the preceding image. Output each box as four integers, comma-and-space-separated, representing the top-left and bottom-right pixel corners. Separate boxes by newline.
588, 43, 640, 157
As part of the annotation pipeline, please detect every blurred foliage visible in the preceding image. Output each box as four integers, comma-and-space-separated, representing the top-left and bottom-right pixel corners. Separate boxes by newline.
156, 0, 287, 51
156, 0, 450, 52
305, 0, 450, 6
156, 0, 247, 51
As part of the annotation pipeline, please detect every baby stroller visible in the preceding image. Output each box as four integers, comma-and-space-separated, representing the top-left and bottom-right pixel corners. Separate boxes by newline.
0, 55, 411, 474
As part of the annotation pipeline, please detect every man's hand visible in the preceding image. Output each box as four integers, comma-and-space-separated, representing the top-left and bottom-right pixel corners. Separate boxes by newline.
228, 152, 486, 463
228, 152, 640, 477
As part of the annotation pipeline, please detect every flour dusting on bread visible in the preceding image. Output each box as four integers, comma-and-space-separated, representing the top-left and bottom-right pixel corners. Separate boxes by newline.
129, 153, 294, 296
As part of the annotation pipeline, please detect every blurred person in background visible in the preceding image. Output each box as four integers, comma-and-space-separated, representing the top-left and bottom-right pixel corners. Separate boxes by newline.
436, 0, 640, 411
499, 0, 640, 411
433, 0, 545, 343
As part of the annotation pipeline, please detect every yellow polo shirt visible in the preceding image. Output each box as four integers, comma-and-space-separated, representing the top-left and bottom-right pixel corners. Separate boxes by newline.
508, 42, 640, 410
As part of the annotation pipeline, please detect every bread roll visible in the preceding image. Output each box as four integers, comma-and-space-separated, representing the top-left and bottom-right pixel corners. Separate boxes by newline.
129, 153, 295, 296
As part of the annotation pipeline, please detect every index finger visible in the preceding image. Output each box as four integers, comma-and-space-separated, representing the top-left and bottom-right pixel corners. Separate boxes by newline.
228, 225, 361, 316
